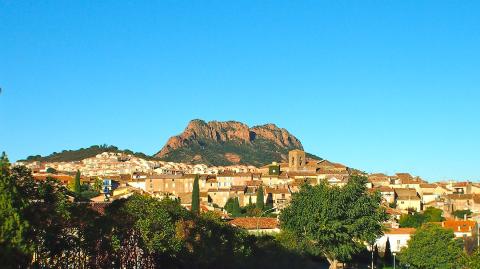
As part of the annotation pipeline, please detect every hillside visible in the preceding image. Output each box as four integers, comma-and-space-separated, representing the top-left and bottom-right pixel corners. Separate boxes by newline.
21, 145, 155, 162
155, 119, 321, 166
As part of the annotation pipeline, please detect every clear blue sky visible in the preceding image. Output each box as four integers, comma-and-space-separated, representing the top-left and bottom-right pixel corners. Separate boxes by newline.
1, 1, 479, 181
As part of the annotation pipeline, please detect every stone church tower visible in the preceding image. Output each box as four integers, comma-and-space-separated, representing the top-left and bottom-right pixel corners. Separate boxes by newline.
289, 149, 306, 171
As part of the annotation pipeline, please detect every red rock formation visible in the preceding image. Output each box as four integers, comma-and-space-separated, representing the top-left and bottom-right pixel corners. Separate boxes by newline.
156, 119, 303, 158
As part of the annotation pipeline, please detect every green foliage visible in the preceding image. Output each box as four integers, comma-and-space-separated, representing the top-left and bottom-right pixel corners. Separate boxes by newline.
77, 183, 100, 200
232, 197, 241, 216
45, 167, 57, 174
23, 144, 157, 163
191, 175, 200, 214
463, 249, 480, 269
373, 245, 380, 267
383, 237, 393, 266
224, 197, 236, 213
73, 170, 81, 194
423, 207, 444, 222
280, 175, 388, 266
399, 213, 425, 228
93, 177, 102, 192
453, 209, 472, 219
0, 154, 29, 266
256, 185, 264, 210
399, 207, 445, 228
398, 223, 463, 269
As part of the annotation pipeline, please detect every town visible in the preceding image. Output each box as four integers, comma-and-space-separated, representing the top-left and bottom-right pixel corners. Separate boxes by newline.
15, 149, 480, 259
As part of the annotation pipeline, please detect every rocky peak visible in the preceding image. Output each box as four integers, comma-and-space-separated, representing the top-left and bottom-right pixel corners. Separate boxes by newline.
155, 119, 303, 159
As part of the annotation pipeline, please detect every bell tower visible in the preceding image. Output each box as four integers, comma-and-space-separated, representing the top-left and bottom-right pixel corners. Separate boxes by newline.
289, 149, 306, 171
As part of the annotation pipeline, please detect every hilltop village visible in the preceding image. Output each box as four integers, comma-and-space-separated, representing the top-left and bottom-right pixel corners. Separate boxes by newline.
15, 149, 480, 253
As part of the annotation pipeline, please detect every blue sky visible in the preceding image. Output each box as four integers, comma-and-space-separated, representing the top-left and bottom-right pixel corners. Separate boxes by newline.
1, 1, 479, 181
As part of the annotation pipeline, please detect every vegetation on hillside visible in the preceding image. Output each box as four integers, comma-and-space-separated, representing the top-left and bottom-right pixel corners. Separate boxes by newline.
159, 138, 321, 166
22, 141, 321, 167
21, 144, 156, 162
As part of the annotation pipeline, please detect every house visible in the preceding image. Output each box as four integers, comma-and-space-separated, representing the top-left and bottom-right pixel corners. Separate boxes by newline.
90, 185, 142, 202
442, 219, 478, 238
394, 188, 422, 212
450, 182, 472, 195
368, 173, 392, 187
242, 186, 268, 207
229, 217, 280, 234
207, 188, 231, 207
446, 194, 474, 213
375, 228, 416, 253
372, 186, 395, 204
471, 183, 480, 194
265, 187, 291, 210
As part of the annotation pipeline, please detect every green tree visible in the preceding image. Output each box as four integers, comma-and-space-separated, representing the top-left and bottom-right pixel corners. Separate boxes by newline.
73, 170, 81, 193
93, 177, 103, 192
453, 209, 472, 219
373, 245, 380, 267
423, 207, 444, 222
224, 197, 236, 213
400, 207, 445, 228
256, 185, 264, 210
463, 249, 480, 269
399, 213, 425, 228
383, 237, 393, 266
280, 175, 387, 268
398, 223, 463, 269
45, 167, 57, 174
0, 152, 9, 174
191, 175, 200, 214
232, 197, 241, 217
0, 154, 30, 266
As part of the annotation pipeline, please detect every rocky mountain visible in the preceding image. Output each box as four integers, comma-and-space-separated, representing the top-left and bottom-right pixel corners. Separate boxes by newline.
155, 119, 320, 166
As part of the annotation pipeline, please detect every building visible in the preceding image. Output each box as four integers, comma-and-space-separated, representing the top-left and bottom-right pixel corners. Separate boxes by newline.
394, 188, 422, 212
375, 228, 416, 253
442, 219, 478, 238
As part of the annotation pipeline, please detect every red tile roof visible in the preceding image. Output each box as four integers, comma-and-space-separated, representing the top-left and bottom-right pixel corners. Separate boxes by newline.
442, 219, 476, 233
385, 228, 416, 235
229, 217, 278, 230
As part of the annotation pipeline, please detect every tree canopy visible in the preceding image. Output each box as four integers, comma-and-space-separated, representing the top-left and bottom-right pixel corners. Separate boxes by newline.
280, 175, 388, 268
398, 223, 463, 269
399, 207, 445, 228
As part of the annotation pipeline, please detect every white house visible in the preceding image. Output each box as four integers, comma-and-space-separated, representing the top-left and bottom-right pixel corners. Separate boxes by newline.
375, 228, 416, 253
